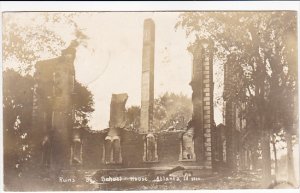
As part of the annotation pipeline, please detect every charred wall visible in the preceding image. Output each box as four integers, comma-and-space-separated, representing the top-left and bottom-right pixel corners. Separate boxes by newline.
81, 129, 211, 169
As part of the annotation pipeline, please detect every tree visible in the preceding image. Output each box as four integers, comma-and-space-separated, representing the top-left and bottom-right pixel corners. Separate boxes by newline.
153, 92, 192, 131
3, 12, 94, 189
3, 69, 34, 184
3, 12, 88, 74
73, 81, 95, 129
126, 106, 141, 131
3, 69, 94, 186
125, 92, 192, 132
176, 12, 297, 186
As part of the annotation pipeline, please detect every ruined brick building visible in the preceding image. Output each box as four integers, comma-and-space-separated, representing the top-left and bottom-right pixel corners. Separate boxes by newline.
32, 19, 217, 175
32, 41, 77, 170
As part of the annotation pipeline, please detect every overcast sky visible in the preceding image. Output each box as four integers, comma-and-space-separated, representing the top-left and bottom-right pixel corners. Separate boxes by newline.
73, 12, 225, 129
4, 12, 224, 130
75, 12, 195, 130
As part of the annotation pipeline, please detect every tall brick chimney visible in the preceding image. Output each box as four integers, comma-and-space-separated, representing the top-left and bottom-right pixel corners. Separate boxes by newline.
140, 18, 155, 134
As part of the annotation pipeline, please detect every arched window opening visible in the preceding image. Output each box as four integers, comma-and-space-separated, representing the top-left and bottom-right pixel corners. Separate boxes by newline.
104, 136, 112, 164
179, 121, 196, 161
112, 136, 122, 164
71, 132, 82, 165
104, 135, 122, 164
143, 133, 158, 162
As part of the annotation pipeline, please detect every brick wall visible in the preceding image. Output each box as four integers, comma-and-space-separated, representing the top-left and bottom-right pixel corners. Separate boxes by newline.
81, 129, 210, 169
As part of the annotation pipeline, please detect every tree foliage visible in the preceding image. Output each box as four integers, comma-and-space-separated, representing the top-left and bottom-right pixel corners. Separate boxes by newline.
153, 92, 192, 131
3, 69, 34, 178
3, 69, 95, 181
176, 11, 297, 139
126, 106, 141, 131
176, 11, 297, 185
126, 92, 192, 132
3, 13, 94, 185
3, 12, 88, 74
73, 81, 95, 129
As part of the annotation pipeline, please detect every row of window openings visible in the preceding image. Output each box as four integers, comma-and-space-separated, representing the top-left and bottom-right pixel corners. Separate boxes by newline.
41, 138, 83, 167
42, 136, 196, 167
102, 135, 196, 164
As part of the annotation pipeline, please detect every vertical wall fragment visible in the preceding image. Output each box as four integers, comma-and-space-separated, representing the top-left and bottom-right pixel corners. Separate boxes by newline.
140, 18, 155, 134
32, 41, 77, 169
190, 39, 214, 166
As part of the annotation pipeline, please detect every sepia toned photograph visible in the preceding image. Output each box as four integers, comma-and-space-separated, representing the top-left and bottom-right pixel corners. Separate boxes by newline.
2, 10, 299, 191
